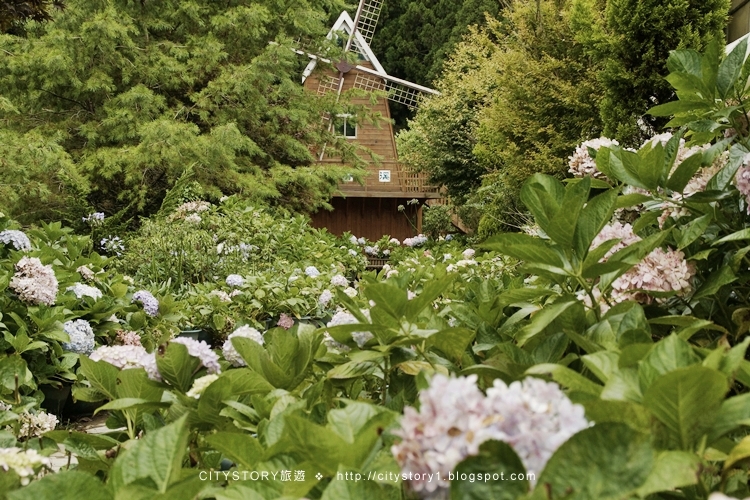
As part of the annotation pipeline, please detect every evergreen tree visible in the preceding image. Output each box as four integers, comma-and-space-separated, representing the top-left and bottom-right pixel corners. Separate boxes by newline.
0, 0, 65, 33
0, 0, 370, 223
571, 0, 729, 145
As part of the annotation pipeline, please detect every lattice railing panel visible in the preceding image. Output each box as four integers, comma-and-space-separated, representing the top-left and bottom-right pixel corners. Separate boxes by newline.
356, 0, 383, 45
353, 73, 423, 109
317, 75, 341, 95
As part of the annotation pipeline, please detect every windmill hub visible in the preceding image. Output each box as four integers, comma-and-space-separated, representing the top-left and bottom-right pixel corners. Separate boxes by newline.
336, 61, 355, 74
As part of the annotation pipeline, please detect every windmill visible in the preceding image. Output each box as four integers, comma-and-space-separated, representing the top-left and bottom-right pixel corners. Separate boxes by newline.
294, 0, 445, 241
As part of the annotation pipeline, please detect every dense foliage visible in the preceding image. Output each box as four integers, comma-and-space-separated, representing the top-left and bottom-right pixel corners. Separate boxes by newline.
399, 0, 602, 234
571, 0, 729, 145
0, 0, 375, 224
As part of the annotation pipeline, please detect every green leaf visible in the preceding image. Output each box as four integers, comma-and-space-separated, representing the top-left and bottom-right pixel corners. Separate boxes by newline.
451, 440, 529, 499
156, 342, 201, 393
677, 214, 711, 249
637, 334, 701, 391
427, 327, 475, 361
707, 393, 750, 444
525, 364, 603, 396
482, 233, 567, 275
520, 174, 565, 232
666, 153, 703, 193
546, 176, 590, 248
7, 470, 112, 500
573, 188, 619, 258
642, 366, 728, 450
538, 423, 654, 500
581, 351, 619, 383
713, 228, 750, 245
95, 398, 169, 414
0, 355, 33, 392
320, 473, 393, 500
718, 37, 748, 98
692, 266, 737, 300
516, 299, 580, 347
205, 432, 263, 469
724, 435, 750, 471
327, 360, 380, 379
110, 414, 190, 493
634, 451, 701, 497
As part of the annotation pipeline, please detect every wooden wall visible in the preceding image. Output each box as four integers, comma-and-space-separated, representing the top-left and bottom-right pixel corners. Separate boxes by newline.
729, 0, 750, 42
311, 197, 421, 241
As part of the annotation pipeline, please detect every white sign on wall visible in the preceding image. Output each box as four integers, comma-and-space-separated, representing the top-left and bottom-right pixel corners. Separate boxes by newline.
378, 170, 391, 182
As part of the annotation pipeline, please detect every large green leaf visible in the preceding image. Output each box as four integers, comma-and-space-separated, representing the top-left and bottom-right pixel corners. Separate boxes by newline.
0, 355, 34, 392
707, 393, 750, 444
524, 365, 602, 396
205, 432, 263, 469
516, 299, 580, 347
78, 356, 119, 400
520, 173, 565, 232
637, 334, 700, 391
537, 423, 654, 500
155, 342, 201, 393
717, 37, 748, 98
451, 440, 529, 500
8, 471, 111, 500
642, 366, 728, 450
573, 188, 619, 258
635, 451, 701, 497
109, 414, 190, 493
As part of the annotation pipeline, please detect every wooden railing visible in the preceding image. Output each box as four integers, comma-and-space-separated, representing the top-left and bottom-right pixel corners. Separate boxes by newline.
328, 161, 441, 197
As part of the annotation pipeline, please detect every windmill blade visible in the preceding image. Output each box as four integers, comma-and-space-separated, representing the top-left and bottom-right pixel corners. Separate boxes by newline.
353, 65, 440, 109
355, 0, 383, 45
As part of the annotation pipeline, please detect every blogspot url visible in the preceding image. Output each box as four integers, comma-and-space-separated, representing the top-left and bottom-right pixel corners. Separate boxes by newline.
337, 471, 536, 483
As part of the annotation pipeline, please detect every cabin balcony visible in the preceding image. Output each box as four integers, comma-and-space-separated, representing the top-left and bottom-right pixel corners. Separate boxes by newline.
323, 160, 442, 198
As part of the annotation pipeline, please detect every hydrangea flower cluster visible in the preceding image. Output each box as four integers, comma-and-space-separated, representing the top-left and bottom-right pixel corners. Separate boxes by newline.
0, 402, 10, 411
462, 249, 475, 259
319, 289, 333, 306
89, 345, 150, 369
184, 213, 202, 224
659, 152, 728, 226
82, 212, 105, 225
65, 282, 103, 301
9, 257, 58, 306
76, 265, 96, 282
277, 313, 295, 330
15, 411, 58, 439
586, 222, 695, 310
132, 290, 159, 317
173, 201, 210, 217
62, 319, 95, 355
568, 137, 619, 178
343, 287, 358, 298
172, 337, 221, 374
0, 230, 31, 251
304, 266, 321, 277
222, 325, 264, 367
330, 274, 348, 287
403, 234, 428, 247
186, 374, 220, 399
209, 290, 232, 303
324, 310, 373, 351
100, 236, 125, 256
391, 375, 588, 496
0, 448, 50, 485
116, 329, 142, 346
226, 274, 244, 287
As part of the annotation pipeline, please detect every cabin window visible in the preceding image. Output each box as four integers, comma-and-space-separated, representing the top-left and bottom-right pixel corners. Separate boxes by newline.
334, 114, 357, 138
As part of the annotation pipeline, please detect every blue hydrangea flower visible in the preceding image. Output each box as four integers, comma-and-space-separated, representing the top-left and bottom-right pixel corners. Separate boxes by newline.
62, 319, 95, 355
0, 230, 31, 251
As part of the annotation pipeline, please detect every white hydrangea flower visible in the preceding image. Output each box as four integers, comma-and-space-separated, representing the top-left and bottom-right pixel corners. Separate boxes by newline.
89, 345, 150, 370
349, 235, 358, 244
9, 257, 58, 306
568, 137, 619, 178
392, 375, 589, 495
210, 290, 232, 303
389, 238, 401, 245
0, 230, 31, 251
171, 337, 221, 374
65, 282, 103, 300
319, 289, 334, 306
326, 310, 373, 348
186, 374, 220, 399
0, 448, 50, 485
304, 266, 320, 277
225, 274, 244, 287
184, 213, 202, 224
343, 287, 358, 298
348, 248, 358, 257
139, 352, 162, 381
708, 494, 749, 500
222, 325, 264, 367
82, 212, 105, 225
76, 265, 96, 281
407, 291, 417, 300
62, 319, 95, 355
357, 237, 366, 245
403, 234, 428, 247
16, 411, 58, 439
0, 402, 11, 411
331, 274, 349, 287
462, 249, 475, 259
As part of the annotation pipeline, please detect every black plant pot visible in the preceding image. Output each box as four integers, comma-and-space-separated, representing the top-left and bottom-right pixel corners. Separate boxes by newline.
178, 328, 213, 346
40, 384, 71, 418
64, 398, 102, 419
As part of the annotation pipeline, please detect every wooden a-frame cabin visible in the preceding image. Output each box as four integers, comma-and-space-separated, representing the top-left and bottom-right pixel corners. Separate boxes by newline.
301, 11, 442, 241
